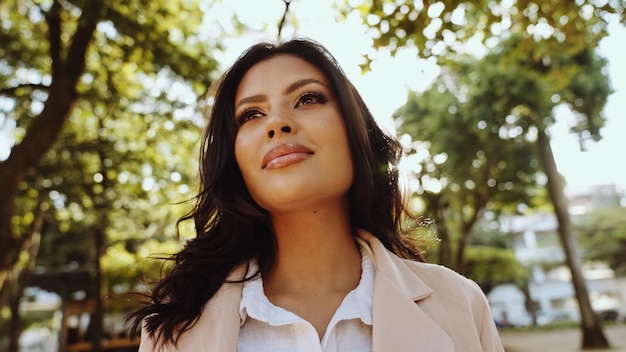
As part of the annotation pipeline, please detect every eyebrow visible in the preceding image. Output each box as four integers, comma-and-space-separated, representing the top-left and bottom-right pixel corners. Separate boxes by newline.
283, 78, 326, 96
235, 78, 327, 111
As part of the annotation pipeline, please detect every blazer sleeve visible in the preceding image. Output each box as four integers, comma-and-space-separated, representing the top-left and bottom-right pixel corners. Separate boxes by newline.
470, 280, 505, 352
138, 322, 156, 352
138, 320, 170, 352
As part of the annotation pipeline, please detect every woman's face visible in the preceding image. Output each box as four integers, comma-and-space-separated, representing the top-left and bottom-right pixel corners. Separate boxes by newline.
233, 54, 354, 213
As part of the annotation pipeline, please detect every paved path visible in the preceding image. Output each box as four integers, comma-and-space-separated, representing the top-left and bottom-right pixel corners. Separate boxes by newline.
500, 325, 626, 352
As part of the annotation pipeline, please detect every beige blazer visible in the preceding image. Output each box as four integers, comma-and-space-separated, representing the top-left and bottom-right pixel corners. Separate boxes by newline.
140, 230, 504, 351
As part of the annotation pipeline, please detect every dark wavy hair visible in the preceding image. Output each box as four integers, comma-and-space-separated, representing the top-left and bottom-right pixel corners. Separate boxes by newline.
128, 38, 424, 346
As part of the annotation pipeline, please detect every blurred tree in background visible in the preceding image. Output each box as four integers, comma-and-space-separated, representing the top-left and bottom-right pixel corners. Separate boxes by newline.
350, 0, 620, 348
577, 207, 626, 277
0, 0, 225, 350
394, 54, 545, 274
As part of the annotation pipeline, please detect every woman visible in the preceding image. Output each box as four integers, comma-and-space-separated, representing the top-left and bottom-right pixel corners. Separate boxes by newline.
129, 38, 504, 351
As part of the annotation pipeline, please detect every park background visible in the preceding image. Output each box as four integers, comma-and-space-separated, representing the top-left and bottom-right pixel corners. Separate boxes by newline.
1, 0, 625, 351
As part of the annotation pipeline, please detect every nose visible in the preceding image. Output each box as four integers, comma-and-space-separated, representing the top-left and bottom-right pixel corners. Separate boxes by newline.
266, 107, 296, 139
268, 126, 291, 138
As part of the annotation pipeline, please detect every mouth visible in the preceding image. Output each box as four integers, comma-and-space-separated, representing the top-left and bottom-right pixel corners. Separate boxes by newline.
262, 142, 314, 169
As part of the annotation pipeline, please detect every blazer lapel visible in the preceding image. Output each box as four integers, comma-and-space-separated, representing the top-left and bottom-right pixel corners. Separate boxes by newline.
357, 231, 454, 352
372, 274, 454, 351
174, 266, 246, 351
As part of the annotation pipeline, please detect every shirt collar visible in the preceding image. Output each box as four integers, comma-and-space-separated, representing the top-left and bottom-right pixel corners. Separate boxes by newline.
239, 240, 375, 326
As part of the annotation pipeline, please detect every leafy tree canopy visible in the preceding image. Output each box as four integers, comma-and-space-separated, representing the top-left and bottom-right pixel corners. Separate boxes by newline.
576, 207, 626, 276
393, 27, 611, 277
0, 0, 227, 306
342, 0, 624, 65
465, 246, 529, 293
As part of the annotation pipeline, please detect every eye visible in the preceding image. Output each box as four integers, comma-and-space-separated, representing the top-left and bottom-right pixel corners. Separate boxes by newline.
296, 92, 328, 108
236, 109, 264, 125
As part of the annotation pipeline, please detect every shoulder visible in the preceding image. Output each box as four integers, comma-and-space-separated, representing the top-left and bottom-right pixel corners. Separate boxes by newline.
138, 263, 249, 351
403, 259, 485, 301
398, 258, 495, 329
357, 230, 484, 300
405, 259, 478, 289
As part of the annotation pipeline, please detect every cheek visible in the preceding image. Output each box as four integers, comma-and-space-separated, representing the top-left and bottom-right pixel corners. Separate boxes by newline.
234, 135, 250, 176
234, 130, 262, 194
234, 133, 269, 208
329, 126, 355, 185
342, 146, 356, 186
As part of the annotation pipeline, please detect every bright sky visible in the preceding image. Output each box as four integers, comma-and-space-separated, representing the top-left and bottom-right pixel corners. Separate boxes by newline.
211, 0, 626, 193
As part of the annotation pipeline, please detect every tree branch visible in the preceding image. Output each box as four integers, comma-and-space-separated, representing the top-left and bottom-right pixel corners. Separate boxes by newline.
66, 0, 104, 95
277, 0, 292, 41
0, 84, 50, 96
46, 0, 63, 82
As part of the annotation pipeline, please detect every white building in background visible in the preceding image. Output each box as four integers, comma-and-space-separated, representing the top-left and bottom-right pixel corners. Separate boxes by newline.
487, 184, 626, 326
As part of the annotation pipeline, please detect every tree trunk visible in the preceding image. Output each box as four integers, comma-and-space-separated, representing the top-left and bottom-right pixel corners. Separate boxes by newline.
455, 205, 484, 275
6, 203, 44, 352
537, 128, 609, 349
7, 275, 21, 352
455, 233, 467, 274
90, 228, 105, 352
520, 282, 539, 326
430, 196, 452, 268
88, 118, 113, 352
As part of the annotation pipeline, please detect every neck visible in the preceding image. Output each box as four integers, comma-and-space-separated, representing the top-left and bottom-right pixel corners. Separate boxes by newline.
263, 199, 362, 296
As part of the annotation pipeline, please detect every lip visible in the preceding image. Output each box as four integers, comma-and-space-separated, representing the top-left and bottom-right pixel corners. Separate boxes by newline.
262, 142, 314, 169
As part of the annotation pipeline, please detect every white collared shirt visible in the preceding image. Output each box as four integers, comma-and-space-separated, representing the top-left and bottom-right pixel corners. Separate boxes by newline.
237, 243, 374, 352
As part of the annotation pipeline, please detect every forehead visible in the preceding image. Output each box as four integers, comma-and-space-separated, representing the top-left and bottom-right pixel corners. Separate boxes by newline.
235, 54, 329, 99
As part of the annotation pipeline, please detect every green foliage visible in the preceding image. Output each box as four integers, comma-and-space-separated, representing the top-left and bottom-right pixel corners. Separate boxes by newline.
467, 33, 611, 143
0, 0, 221, 309
394, 26, 611, 272
465, 246, 529, 293
394, 37, 547, 270
576, 207, 626, 276
343, 0, 624, 66
397, 69, 544, 211
467, 221, 513, 249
